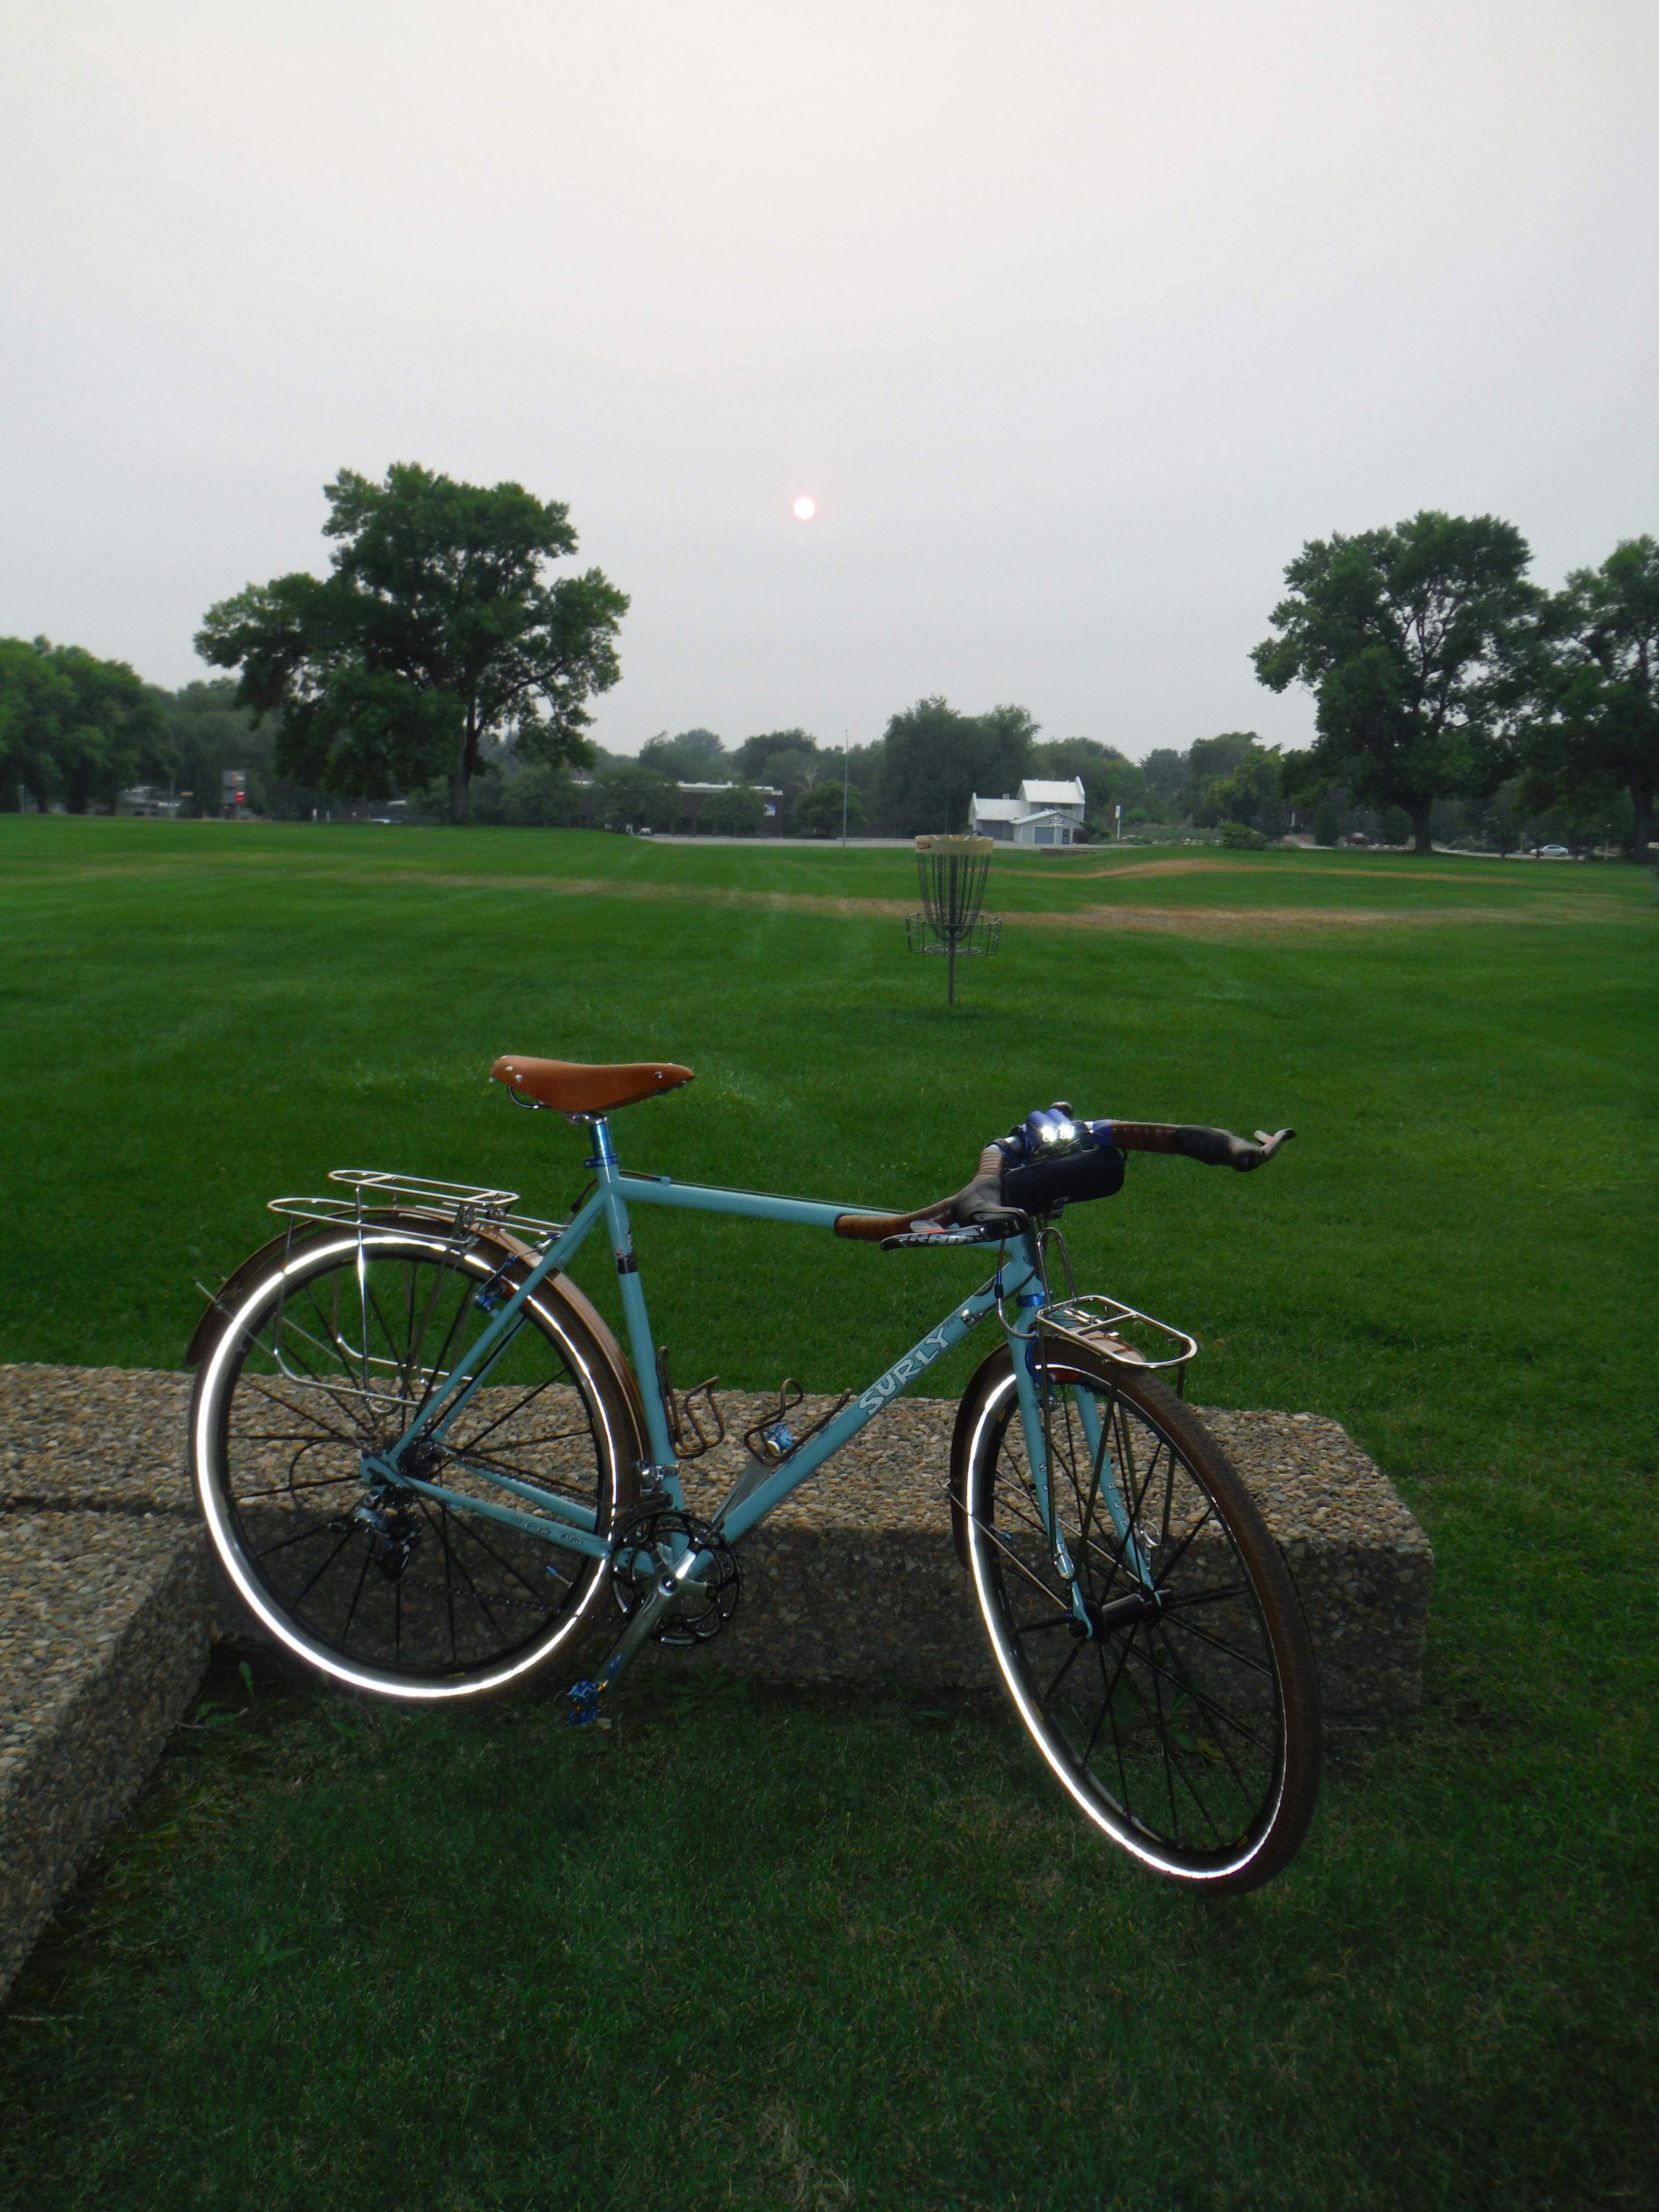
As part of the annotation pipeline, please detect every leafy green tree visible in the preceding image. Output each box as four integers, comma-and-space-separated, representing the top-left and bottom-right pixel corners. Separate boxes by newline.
639, 729, 727, 781
732, 729, 825, 797
196, 464, 627, 824
1523, 537, 1659, 860
791, 780, 866, 837
0, 637, 165, 812
1311, 795, 1342, 846
501, 765, 583, 828
1253, 511, 1540, 854
700, 783, 768, 835
1203, 745, 1287, 838
1029, 735, 1145, 819
1180, 733, 1261, 822
877, 697, 1035, 836
593, 763, 677, 833
1139, 747, 1189, 817
141, 678, 316, 818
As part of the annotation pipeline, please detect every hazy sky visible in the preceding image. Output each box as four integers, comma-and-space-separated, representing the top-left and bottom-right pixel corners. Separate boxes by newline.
3, 0, 1655, 762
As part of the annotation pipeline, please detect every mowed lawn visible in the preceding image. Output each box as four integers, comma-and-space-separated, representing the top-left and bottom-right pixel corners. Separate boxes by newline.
0, 817, 1655, 2211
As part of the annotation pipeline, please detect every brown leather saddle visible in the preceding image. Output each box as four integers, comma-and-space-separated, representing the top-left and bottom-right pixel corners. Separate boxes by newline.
490, 1056, 695, 1118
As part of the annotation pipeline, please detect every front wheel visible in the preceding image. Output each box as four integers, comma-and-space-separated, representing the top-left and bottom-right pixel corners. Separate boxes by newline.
191, 1222, 641, 1700
954, 1345, 1321, 1890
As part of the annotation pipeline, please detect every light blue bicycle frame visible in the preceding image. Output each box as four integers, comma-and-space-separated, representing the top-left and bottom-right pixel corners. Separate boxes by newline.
355, 1113, 1142, 1668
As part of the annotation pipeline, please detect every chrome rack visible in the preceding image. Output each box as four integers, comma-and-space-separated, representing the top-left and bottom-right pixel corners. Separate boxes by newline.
265, 1168, 568, 1250
1036, 1293, 1199, 1378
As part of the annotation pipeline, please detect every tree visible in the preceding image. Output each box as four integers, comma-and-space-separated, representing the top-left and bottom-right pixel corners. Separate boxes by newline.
1252, 511, 1541, 854
0, 637, 165, 813
1179, 733, 1260, 821
1028, 735, 1144, 818
1140, 747, 1188, 817
592, 763, 677, 833
1200, 744, 1287, 838
1523, 537, 1659, 860
792, 779, 866, 837
877, 697, 1035, 835
700, 782, 767, 835
732, 729, 824, 796
640, 728, 727, 781
501, 764, 583, 828
196, 463, 627, 824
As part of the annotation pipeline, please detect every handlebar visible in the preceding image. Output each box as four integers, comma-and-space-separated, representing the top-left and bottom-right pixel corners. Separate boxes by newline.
1108, 1122, 1295, 1172
833, 1115, 1294, 1241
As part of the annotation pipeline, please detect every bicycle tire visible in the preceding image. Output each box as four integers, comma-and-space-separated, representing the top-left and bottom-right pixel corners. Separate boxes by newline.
191, 1220, 641, 1700
953, 1343, 1322, 1891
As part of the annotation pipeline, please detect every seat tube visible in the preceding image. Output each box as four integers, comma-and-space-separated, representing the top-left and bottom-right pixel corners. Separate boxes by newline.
591, 1118, 678, 1480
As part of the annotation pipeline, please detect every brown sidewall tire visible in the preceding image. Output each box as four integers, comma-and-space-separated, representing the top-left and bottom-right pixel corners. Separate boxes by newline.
191, 1224, 642, 1702
954, 1342, 1322, 1892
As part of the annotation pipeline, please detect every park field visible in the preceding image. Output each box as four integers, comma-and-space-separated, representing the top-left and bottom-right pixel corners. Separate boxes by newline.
0, 816, 1655, 2210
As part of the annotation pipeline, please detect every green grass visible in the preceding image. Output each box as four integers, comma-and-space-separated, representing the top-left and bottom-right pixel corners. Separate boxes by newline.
0, 817, 1656, 2209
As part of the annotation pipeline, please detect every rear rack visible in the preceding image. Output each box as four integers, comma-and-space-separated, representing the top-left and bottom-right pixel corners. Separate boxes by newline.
1036, 1293, 1199, 1376
266, 1168, 568, 1250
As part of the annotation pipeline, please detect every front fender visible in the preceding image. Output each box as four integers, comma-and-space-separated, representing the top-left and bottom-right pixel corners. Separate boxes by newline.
949, 1342, 1017, 1572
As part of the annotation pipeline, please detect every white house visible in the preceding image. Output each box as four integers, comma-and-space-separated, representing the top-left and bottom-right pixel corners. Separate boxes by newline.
969, 777, 1087, 845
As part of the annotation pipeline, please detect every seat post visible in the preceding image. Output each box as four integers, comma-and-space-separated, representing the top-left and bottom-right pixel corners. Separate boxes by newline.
589, 1114, 619, 1180
589, 1115, 680, 1486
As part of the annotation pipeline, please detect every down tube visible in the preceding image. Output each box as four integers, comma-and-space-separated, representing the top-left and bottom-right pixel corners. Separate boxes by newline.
717, 1260, 1035, 1545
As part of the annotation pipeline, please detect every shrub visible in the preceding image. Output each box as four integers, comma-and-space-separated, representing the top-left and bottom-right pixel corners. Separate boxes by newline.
792, 781, 866, 837
699, 783, 767, 836
1312, 799, 1342, 846
593, 765, 678, 833
501, 766, 583, 828
1219, 820, 1269, 850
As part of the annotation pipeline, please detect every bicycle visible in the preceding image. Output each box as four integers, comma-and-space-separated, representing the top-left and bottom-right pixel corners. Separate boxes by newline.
188, 1054, 1320, 1892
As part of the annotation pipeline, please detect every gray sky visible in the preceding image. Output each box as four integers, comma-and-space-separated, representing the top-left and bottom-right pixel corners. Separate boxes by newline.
3, 0, 1655, 762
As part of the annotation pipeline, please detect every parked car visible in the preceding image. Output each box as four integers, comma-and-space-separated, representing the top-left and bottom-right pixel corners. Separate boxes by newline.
1538, 844, 1571, 858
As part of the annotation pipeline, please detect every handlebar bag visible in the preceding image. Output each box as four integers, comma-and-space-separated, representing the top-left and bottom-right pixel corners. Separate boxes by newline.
998, 1110, 1125, 1214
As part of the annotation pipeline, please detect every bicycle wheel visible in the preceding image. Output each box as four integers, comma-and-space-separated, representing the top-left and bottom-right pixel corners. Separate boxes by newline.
191, 1220, 641, 1700
954, 1344, 1321, 1890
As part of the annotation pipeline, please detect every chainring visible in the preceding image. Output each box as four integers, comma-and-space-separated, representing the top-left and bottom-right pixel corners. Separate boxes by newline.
610, 1503, 741, 1647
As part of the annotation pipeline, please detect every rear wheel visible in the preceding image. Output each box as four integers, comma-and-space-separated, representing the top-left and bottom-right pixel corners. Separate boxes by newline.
956, 1345, 1321, 1890
191, 1224, 640, 1700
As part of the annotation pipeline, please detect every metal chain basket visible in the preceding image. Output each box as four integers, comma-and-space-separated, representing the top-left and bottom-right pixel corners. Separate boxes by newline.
906, 834, 1001, 1005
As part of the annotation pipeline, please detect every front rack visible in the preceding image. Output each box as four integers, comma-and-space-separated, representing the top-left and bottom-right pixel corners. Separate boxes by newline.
1036, 1293, 1199, 1376
266, 1168, 568, 1249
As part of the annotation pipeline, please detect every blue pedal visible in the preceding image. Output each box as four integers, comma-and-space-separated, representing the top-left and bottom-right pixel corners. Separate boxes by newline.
566, 1678, 601, 1729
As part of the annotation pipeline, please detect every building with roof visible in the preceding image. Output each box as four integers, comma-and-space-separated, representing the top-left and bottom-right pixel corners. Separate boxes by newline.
969, 777, 1087, 845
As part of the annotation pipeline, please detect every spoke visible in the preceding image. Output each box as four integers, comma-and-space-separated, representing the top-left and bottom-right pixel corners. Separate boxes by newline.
413, 1497, 513, 1642
1041, 1636, 1084, 1713
1124, 1631, 1278, 1757
289, 1526, 359, 1614
458, 1374, 566, 1453
976, 1518, 1071, 1608
235, 1474, 361, 1502
1143, 1623, 1265, 1804
441, 1503, 559, 1611
253, 1518, 354, 1561
337, 1540, 375, 1646
1159, 1603, 1277, 1684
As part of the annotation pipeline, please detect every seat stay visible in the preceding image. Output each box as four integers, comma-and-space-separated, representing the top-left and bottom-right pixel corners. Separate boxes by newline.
380, 1186, 609, 1464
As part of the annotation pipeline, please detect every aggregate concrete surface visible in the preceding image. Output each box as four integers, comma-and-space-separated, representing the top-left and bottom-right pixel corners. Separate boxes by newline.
0, 1363, 1432, 2001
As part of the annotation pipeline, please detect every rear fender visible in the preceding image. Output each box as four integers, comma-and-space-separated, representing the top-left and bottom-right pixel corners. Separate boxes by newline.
184, 1216, 648, 1461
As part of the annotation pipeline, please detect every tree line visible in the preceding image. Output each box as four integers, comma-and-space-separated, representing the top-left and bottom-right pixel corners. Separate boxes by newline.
3, 471, 1653, 855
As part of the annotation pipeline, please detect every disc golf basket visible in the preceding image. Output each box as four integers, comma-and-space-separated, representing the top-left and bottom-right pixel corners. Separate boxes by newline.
906, 834, 1001, 1006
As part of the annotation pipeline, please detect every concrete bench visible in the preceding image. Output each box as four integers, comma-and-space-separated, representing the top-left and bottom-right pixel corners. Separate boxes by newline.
0, 1365, 1432, 2001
